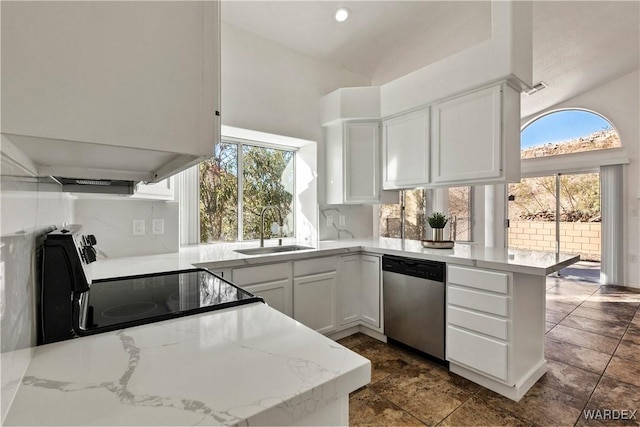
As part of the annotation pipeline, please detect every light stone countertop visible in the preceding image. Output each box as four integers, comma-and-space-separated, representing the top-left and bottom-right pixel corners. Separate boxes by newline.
90, 237, 580, 280
3, 303, 370, 426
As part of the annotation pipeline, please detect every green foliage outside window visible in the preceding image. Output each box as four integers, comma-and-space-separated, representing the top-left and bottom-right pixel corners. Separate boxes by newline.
199, 142, 294, 243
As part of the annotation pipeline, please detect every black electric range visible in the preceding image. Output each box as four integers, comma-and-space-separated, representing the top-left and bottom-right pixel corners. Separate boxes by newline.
39, 225, 263, 344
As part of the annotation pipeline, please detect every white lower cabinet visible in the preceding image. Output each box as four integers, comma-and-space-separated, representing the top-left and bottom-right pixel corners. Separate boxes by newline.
446, 264, 547, 401
446, 265, 512, 383
231, 262, 292, 317
294, 271, 338, 335
338, 255, 360, 326
337, 253, 382, 331
360, 254, 381, 328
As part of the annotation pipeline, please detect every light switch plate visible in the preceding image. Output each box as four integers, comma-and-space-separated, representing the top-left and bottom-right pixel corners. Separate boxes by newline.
152, 219, 164, 235
339, 215, 346, 226
326, 215, 333, 227
133, 219, 145, 236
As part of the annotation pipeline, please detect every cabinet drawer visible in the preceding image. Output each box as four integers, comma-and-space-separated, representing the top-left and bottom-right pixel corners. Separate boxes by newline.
448, 265, 508, 294
232, 263, 290, 286
447, 325, 508, 382
294, 256, 338, 277
447, 306, 508, 340
448, 286, 508, 317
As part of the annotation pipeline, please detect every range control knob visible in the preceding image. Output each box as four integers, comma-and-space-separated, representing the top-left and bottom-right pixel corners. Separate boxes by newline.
82, 246, 97, 264
82, 235, 97, 246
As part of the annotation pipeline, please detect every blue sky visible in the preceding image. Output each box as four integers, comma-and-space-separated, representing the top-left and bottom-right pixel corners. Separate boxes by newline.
521, 110, 613, 149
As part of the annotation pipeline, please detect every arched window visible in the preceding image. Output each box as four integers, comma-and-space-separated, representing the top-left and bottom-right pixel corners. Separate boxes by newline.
521, 109, 620, 159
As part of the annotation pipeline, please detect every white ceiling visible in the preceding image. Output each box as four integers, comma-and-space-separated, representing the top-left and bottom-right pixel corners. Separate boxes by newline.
222, 1, 640, 118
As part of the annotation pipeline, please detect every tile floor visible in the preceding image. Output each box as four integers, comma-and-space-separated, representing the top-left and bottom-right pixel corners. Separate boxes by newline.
339, 275, 640, 426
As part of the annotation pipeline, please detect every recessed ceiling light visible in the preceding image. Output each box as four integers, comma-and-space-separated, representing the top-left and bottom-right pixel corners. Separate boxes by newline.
334, 7, 350, 22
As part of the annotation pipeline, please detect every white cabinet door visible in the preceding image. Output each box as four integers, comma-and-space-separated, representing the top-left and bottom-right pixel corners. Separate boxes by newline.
338, 255, 361, 326
431, 85, 503, 184
447, 325, 509, 382
360, 255, 381, 328
243, 279, 292, 317
232, 262, 292, 317
344, 122, 379, 203
132, 178, 174, 200
294, 272, 338, 335
325, 121, 397, 205
1, 1, 219, 181
382, 108, 430, 189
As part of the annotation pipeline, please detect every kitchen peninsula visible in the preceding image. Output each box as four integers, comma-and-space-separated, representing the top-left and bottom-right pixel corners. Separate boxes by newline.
2, 238, 578, 425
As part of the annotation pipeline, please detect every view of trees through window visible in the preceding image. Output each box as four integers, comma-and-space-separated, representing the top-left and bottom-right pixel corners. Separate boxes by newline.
449, 187, 472, 241
379, 187, 472, 241
199, 142, 294, 243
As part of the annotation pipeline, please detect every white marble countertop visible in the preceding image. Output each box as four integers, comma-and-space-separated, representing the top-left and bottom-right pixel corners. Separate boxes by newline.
3, 303, 370, 426
90, 238, 579, 280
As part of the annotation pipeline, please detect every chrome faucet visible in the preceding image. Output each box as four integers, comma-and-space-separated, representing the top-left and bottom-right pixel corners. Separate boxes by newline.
259, 206, 283, 247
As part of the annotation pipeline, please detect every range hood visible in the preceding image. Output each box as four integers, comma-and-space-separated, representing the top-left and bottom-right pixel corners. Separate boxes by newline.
0, 133, 207, 186
52, 177, 135, 195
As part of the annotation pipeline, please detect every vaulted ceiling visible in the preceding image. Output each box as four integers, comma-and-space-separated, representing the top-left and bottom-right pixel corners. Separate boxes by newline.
222, 1, 639, 118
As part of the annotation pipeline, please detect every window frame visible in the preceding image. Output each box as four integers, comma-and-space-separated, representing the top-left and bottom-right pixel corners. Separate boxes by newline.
200, 138, 297, 243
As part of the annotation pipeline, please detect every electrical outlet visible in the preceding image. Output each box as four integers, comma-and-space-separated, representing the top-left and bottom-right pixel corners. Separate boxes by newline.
152, 219, 164, 235
133, 219, 145, 236
326, 215, 333, 227
630, 254, 638, 263
339, 215, 346, 226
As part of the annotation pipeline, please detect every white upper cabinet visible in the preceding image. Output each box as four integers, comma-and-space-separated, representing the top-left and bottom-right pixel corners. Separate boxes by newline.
431, 84, 521, 185
1, 1, 220, 182
382, 108, 430, 189
325, 120, 398, 205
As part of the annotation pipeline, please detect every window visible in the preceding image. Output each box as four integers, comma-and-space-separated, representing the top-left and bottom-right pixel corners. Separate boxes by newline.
379, 189, 427, 240
199, 141, 295, 243
521, 110, 620, 159
448, 186, 472, 241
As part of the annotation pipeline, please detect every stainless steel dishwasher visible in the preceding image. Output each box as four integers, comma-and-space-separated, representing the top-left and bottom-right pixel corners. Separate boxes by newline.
383, 255, 445, 361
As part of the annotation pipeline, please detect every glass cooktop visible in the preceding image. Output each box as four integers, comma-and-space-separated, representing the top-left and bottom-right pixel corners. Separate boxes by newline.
79, 269, 261, 332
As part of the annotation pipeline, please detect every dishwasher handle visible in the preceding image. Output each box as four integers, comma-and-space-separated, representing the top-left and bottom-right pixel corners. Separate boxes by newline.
382, 255, 445, 282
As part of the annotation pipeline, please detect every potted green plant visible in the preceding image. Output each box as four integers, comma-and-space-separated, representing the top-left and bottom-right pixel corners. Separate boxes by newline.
427, 212, 448, 241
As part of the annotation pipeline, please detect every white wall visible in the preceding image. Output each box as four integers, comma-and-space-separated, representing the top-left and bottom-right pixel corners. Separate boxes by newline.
75, 199, 179, 258
521, 69, 640, 287
221, 22, 370, 144
221, 22, 371, 217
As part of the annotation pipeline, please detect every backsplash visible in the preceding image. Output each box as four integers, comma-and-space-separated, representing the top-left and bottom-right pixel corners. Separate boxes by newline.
319, 204, 373, 240
75, 199, 179, 259
1, 177, 74, 353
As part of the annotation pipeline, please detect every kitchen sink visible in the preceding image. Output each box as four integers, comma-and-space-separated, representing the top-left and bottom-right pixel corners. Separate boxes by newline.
234, 245, 315, 255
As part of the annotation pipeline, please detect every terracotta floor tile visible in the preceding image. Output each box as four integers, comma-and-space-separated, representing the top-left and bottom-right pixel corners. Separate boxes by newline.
476, 382, 585, 427
577, 377, 640, 426
440, 396, 529, 427
371, 366, 473, 425
622, 325, 640, 345
547, 309, 567, 324
538, 359, 601, 401
545, 322, 556, 333
614, 340, 640, 363
545, 337, 612, 374
349, 388, 425, 426
603, 355, 640, 388
546, 324, 620, 354
352, 342, 408, 384
580, 299, 640, 316
547, 300, 579, 315
338, 334, 367, 349
571, 306, 634, 323
559, 314, 629, 339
